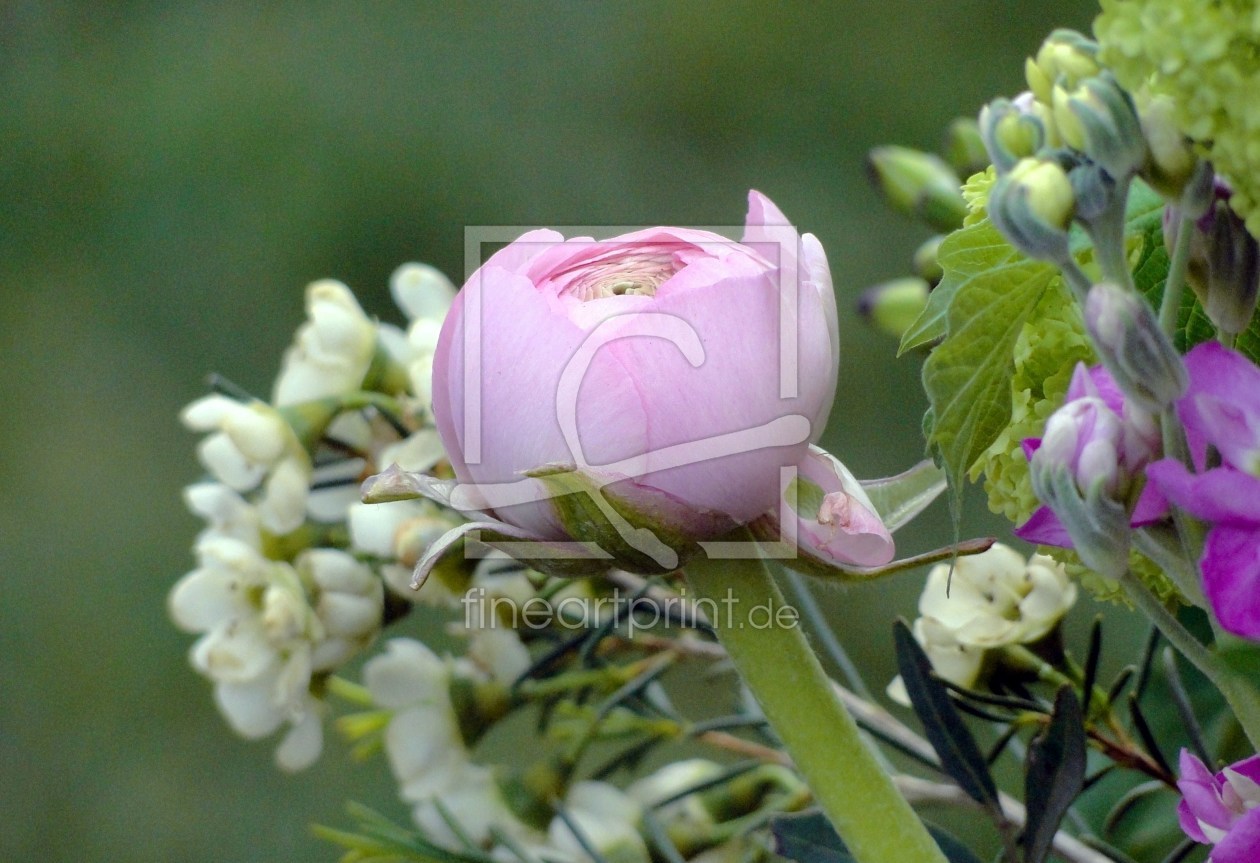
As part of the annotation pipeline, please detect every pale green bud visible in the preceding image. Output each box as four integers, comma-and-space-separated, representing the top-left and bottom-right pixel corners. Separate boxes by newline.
1052, 74, 1146, 180
944, 117, 989, 177
1137, 92, 1200, 200
1026, 29, 1100, 105
988, 157, 1075, 261
913, 235, 946, 283
857, 277, 931, 339
867, 146, 966, 232
980, 98, 1046, 174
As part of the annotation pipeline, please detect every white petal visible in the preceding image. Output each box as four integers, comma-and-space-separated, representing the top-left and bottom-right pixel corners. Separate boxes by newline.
318, 593, 382, 639
363, 638, 449, 708
197, 433, 266, 491
388, 706, 467, 794
258, 458, 310, 535
192, 621, 276, 682
275, 707, 324, 772
303, 548, 375, 594
222, 405, 289, 464
214, 674, 287, 738
468, 628, 531, 685
348, 500, 426, 558
180, 395, 237, 431
391, 262, 456, 322
168, 566, 250, 632
379, 429, 446, 473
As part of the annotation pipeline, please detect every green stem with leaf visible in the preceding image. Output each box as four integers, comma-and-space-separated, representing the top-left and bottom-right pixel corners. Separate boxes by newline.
685, 536, 947, 863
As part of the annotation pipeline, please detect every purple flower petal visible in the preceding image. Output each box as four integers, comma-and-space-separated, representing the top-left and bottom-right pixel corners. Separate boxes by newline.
1210, 807, 1260, 863
1146, 460, 1260, 527
1014, 505, 1073, 547
1181, 342, 1260, 470
1201, 524, 1260, 640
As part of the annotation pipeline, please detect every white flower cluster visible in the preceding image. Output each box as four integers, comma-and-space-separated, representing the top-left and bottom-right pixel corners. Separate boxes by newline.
889, 543, 1077, 703
365, 638, 651, 863
173, 264, 457, 769
170, 505, 383, 770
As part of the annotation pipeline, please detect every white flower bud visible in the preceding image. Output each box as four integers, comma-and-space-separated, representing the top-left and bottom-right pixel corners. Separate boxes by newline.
391, 262, 457, 323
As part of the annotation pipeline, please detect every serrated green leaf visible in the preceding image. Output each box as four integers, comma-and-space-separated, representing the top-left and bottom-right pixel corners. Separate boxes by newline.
892, 620, 998, 808
899, 220, 1029, 354
1023, 687, 1087, 863
921, 252, 1055, 500
915, 179, 1185, 523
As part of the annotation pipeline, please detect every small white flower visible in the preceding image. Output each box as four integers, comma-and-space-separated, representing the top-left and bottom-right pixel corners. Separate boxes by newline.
364, 639, 471, 798
389, 263, 456, 409
887, 618, 987, 706
349, 500, 461, 600
181, 395, 311, 534
917, 543, 1076, 648
887, 544, 1075, 705
548, 782, 649, 863
184, 483, 261, 546
272, 279, 378, 406
170, 538, 382, 771
412, 765, 541, 850
627, 760, 721, 847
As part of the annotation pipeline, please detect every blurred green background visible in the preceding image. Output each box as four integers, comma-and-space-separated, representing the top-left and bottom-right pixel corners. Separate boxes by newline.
1, 2, 1106, 860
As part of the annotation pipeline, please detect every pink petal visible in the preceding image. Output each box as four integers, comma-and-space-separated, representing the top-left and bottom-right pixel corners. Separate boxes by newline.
786, 446, 894, 567
1201, 525, 1260, 640
1181, 342, 1260, 469
1014, 506, 1073, 547
1212, 808, 1260, 862
1146, 461, 1260, 526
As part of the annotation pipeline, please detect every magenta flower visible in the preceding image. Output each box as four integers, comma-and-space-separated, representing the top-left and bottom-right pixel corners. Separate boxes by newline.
1016, 362, 1163, 555
1177, 749, 1260, 860
387, 191, 894, 579
1147, 342, 1260, 640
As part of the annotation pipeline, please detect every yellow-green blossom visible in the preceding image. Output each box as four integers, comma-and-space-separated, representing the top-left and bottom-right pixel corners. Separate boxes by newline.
1095, 0, 1260, 233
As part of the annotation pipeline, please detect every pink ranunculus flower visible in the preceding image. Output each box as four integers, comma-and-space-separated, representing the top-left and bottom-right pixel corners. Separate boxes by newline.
387, 191, 894, 579
1176, 749, 1260, 861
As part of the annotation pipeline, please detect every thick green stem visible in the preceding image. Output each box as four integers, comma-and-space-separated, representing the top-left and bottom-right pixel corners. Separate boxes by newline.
685, 539, 947, 863
1119, 570, 1260, 749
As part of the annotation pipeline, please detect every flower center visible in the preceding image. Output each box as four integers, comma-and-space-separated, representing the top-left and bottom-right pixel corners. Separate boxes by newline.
558, 250, 679, 301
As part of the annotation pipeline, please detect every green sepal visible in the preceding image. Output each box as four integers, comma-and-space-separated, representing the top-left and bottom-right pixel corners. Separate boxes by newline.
360, 335, 412, 397
525, 464, 733, 575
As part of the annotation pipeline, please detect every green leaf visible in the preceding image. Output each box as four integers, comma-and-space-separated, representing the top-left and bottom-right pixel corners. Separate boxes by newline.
920, 239, 1055, 499
770, 810, 981, 863
1023, 687, 1087, 863
913, 179, 1181, 521
770, 810, 857, 863
892, 620, 998, 808
859, 459, 946, 532
898, 220, 1032, 354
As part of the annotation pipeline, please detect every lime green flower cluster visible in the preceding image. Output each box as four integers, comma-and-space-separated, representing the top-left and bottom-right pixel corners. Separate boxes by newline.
1095, 0, 1260, 234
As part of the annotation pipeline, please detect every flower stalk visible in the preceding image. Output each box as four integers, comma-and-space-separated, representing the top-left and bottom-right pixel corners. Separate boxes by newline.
684, 534, 947, 863
1118, 570, 1260, 750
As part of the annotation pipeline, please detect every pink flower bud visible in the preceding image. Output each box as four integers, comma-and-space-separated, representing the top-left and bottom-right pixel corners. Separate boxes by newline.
421, 191, 884, 575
